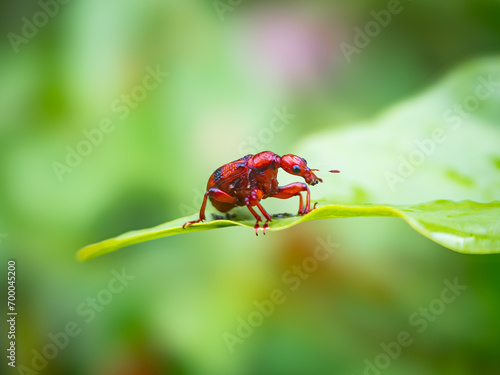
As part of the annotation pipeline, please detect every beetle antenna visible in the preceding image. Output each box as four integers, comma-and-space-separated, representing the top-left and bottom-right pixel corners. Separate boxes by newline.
329, 170, 340, 173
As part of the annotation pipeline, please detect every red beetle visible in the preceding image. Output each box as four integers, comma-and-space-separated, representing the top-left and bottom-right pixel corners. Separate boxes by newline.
183, 151, 340, 235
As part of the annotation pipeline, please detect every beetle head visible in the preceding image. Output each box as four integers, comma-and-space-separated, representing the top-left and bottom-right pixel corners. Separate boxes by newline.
280, 154, 323, 185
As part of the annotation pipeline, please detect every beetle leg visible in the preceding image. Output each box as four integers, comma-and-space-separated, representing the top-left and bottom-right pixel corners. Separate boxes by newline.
296, 192, 304, 213
245, 189, 272, 235
268, 182, 316, 215
245, 201, 262, 235
183, 188, 237, 229
254, 201, 272, 235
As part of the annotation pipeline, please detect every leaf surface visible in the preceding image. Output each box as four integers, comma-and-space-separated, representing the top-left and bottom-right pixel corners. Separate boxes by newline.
77, 200, 500, 261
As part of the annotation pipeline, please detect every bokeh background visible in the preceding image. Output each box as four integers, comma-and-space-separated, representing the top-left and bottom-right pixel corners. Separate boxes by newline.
2, 0, 500, 374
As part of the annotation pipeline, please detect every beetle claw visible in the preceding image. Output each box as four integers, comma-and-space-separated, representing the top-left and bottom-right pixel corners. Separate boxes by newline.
254, 220, 271, 235
262, 221, 270, 235
182, 219, 202, 229
254, 221, 261, 236
298, 202, 319, 216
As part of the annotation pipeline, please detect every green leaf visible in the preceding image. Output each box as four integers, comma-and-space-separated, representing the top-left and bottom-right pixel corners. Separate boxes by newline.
77, 200, 500, 261
296, 57, 500, 206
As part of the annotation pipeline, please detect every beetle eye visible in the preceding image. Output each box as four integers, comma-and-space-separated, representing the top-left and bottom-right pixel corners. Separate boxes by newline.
292, 165, 301, 174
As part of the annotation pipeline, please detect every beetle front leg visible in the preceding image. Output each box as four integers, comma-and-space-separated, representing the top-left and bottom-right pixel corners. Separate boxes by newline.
183, 188, 237, 229
245, 189, 272, 235
268, 182, 315, 215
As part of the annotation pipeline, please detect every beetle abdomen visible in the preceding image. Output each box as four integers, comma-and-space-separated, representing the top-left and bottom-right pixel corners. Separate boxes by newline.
210, 200, 237, 212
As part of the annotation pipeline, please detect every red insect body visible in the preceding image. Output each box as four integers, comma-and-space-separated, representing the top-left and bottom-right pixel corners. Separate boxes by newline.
183, 151, 339, 235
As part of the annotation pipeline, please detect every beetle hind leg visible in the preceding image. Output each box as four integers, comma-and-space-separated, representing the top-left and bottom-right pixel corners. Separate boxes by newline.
183, 188, 238, 229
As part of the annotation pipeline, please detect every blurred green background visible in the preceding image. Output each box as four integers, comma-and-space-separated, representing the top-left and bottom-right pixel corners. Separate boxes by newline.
1, 0, 500, 374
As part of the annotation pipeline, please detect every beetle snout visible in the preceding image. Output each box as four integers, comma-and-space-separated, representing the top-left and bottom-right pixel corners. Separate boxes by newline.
309, 177, 323, 186
310, 180, 318, 186
305, 170, 323, 185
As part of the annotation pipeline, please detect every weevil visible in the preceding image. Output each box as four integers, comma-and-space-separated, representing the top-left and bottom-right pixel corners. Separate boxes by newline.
183, 151, 340, 235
